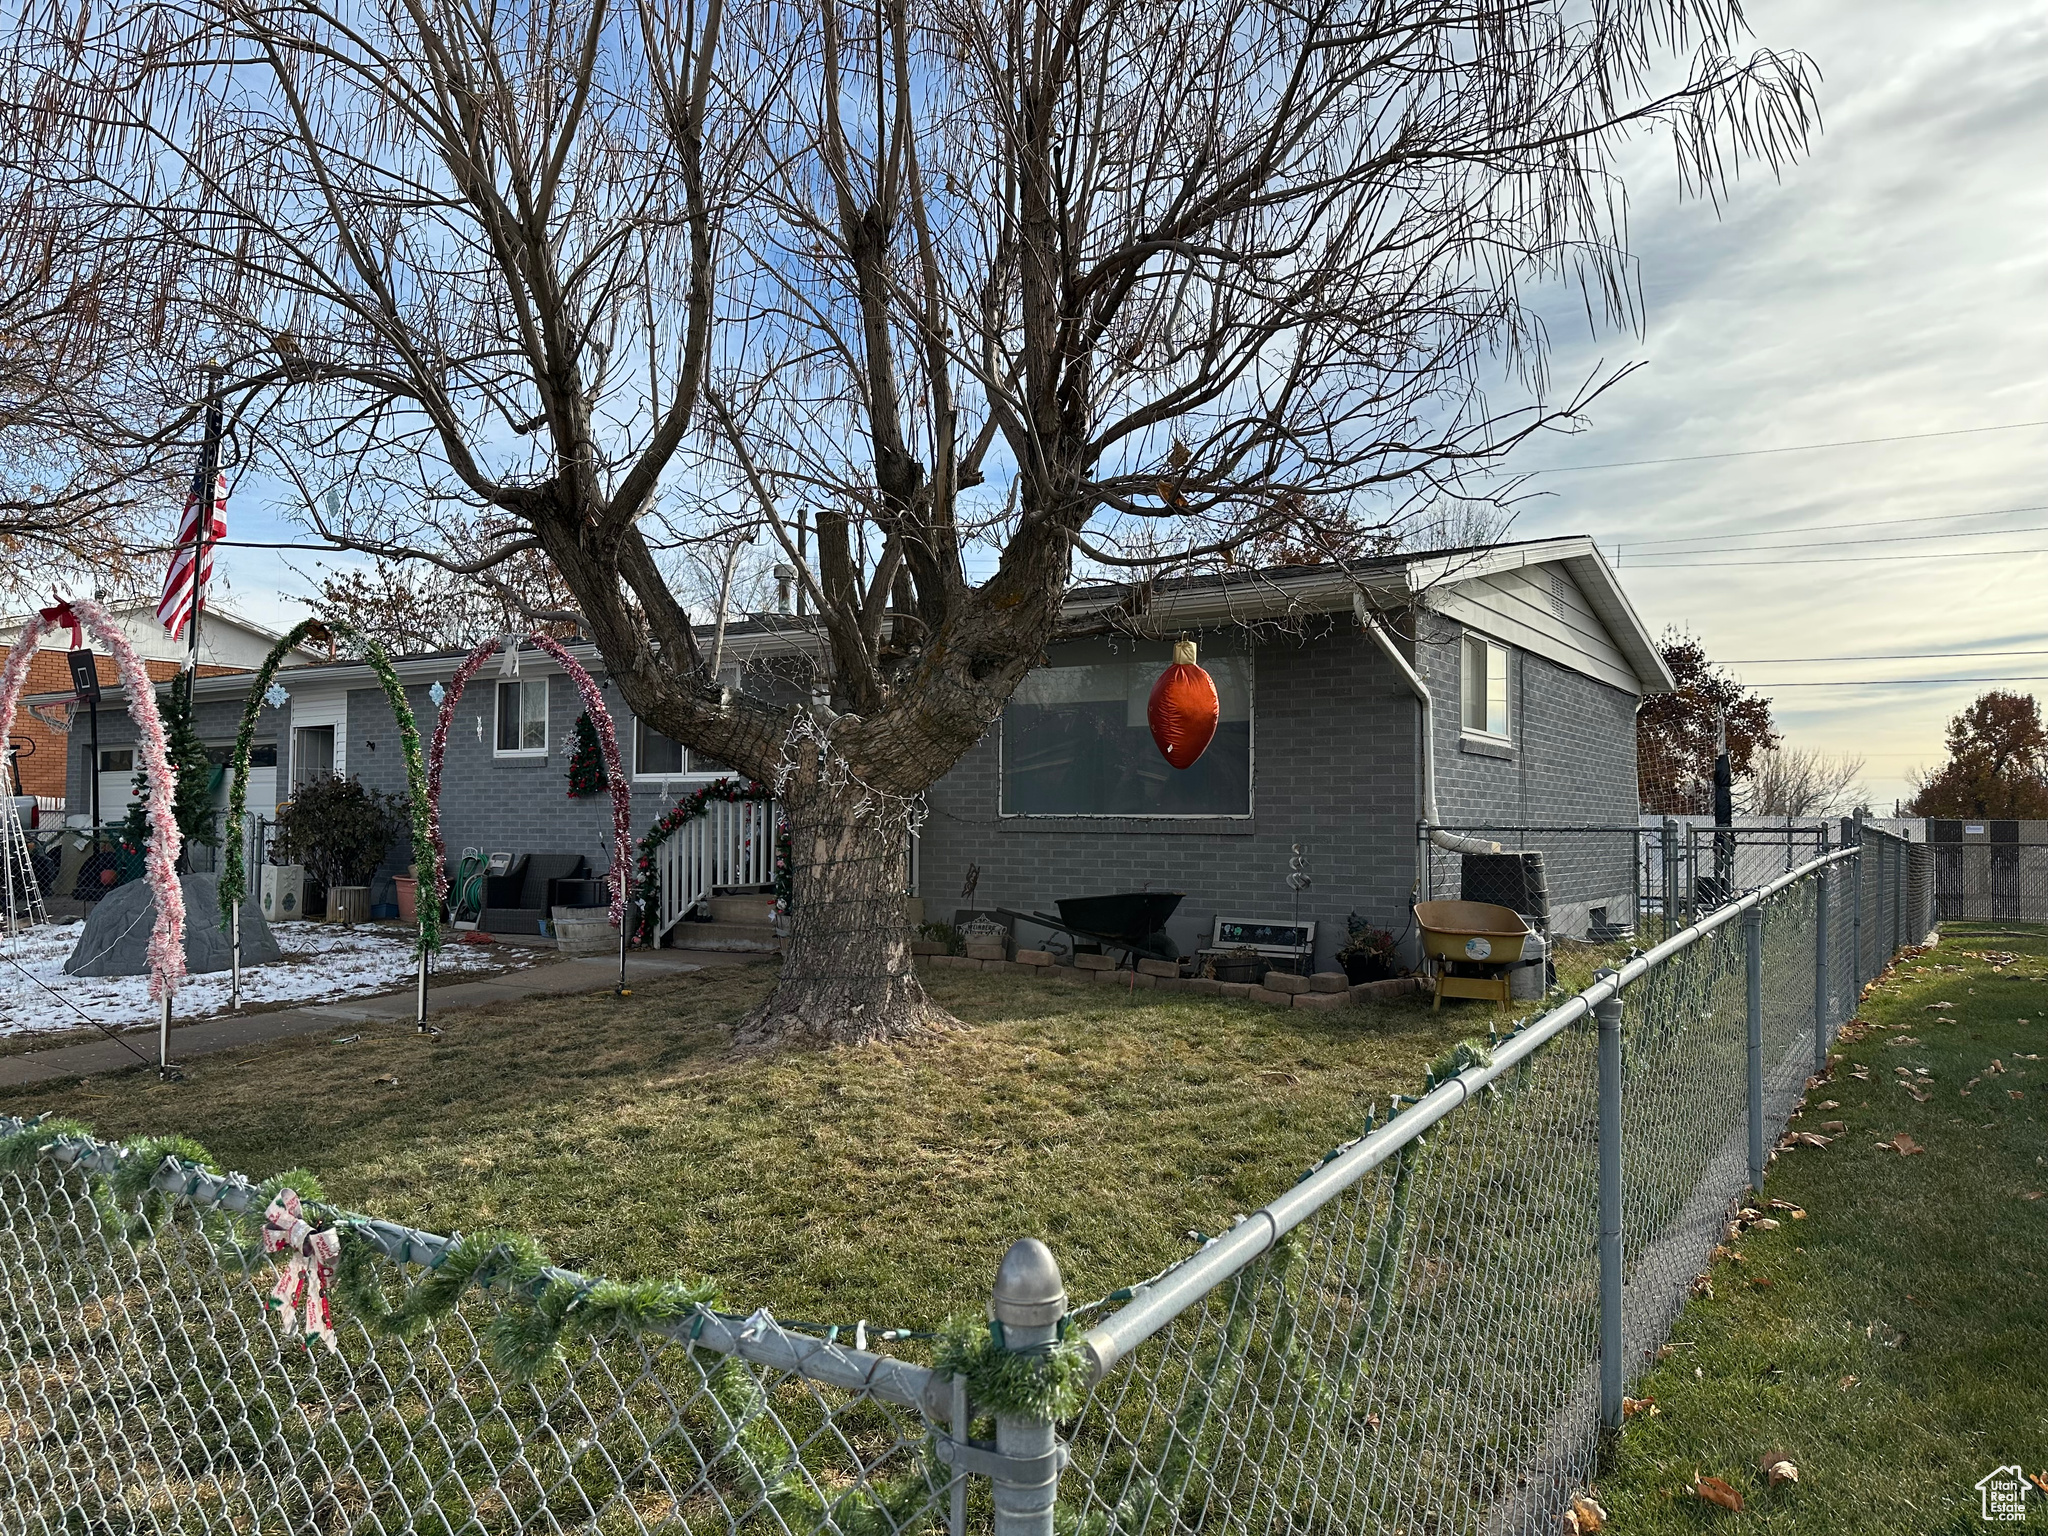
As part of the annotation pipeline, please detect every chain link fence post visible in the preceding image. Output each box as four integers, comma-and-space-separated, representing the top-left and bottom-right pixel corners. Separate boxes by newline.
1661, 817, 1679, 936
1895, 836, 1907, 949
1745, 903, 1765, 1196
990, 1239, 1067, 1536
1851, 837, 1864, 998
1595, 977, 1624, 1436
1813, 851, 1832, 1077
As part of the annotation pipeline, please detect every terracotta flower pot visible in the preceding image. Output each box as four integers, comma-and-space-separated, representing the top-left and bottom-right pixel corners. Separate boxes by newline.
394, 877, 418, 924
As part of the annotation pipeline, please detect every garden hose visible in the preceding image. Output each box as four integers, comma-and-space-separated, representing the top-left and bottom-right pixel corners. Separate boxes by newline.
452, 849, 486, 921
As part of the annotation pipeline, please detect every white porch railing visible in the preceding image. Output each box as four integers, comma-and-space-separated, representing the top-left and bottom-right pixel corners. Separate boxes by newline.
652, 797, 780, 943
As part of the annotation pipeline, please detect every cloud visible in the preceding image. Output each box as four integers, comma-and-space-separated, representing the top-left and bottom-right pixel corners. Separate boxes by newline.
1498, 0, 2048, 806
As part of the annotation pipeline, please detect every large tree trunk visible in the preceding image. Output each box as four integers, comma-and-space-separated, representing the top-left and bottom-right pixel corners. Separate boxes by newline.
735, 768, 945, 1049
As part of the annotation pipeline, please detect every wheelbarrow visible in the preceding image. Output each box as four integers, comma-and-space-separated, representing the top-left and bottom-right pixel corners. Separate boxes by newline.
994, 891, 1185, 966
1414, 900, 1534, 1009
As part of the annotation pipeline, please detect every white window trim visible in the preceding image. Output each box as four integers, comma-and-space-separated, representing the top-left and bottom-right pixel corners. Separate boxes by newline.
494, 675, 550, 757
1460, 635, 1512, 745
288, 697, 347, 783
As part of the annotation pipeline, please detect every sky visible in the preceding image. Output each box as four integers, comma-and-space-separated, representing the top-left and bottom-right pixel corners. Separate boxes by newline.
205, 0, 2048, 813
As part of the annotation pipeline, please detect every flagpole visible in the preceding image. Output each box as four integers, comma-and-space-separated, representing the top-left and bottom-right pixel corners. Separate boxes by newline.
187, 365, 225, 675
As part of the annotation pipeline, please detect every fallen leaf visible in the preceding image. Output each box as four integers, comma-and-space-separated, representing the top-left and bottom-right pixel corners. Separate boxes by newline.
2010, 1090, 2025, 1101
1750, 1276, 1774, 1289
1838, 1374, 1858, 1391
2031, 1471, 2048, 1498
1362, 1411, 1380, 1432
2025, 1191, 2043, 1201
1693, 1473, 1744, 1512
1876, 1133, 1925, 1156
1690, 1275, 1714, 1300
1622, 1395, 1658, 1419
1816, 1100, 1840, 1111
1894, 1066, 1913, 1078
1925, 1001, 1955, 1011
1788, 1131, 1832, 1148
1564, 1492, 1607, 1533
373, 1075, 400, 1087
1989, 1059, 2007, 1074
1887, 1036, 1920, 1046
1768, 1199, 1806, 1218
1751, 1217, 1781, 1231
1899, 1083, 1931, 1103
1760, 1451, 1800, 1488
1850, 1067, 1871, 1081
1822, 1120, 1847, 1132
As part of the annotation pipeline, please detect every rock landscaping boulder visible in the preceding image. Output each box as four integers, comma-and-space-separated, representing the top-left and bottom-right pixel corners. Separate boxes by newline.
65, 871, 283, 978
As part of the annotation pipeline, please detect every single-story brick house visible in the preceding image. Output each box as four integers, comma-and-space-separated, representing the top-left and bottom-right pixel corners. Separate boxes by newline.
44, 536, 1672, 967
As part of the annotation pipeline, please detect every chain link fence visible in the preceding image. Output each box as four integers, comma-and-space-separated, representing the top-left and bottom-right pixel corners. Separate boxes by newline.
2, 833, 1935, 1534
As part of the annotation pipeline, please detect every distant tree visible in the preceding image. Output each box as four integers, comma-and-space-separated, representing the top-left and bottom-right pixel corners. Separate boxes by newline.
1744, 746, 1866, 817
307, 539, 581, 656
1905, 691, 2048, 818
1637, 631, 1779, 814
565, 713, 605, 799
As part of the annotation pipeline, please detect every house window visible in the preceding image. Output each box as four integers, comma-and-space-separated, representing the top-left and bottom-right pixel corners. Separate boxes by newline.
1000, 639, 1252, 816
1461, 636, 1509, 739
97, 748, 133, 773
633, 719, 731, 779
291, 725, 335, 789
496, 678, 549, 754
249, 743, 278, 768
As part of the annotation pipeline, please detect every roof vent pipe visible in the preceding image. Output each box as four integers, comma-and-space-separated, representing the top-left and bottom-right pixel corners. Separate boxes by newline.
1353, 593, 1502, 858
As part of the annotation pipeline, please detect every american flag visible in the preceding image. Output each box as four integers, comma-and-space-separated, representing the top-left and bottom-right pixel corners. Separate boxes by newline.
157, 458, 227, 641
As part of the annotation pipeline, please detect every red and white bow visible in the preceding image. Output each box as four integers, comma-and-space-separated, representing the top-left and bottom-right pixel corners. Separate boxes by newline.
262, 1189, 341, 1353
37, 601, 82, 652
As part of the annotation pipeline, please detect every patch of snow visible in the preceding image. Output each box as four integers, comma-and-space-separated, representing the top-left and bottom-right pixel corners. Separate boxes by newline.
0, 922, 538, 1037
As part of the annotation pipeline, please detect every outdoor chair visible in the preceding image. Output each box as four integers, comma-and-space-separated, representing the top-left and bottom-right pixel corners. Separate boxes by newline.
477, 853, 591, 936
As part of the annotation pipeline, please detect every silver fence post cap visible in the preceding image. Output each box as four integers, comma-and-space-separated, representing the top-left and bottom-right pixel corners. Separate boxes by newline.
990, 1238, 1066, 1329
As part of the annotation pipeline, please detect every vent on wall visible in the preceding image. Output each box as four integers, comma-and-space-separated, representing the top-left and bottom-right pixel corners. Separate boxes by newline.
1549, 569, 1569, 619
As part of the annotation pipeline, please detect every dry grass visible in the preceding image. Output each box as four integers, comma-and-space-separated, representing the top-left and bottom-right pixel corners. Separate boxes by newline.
6, 961, 1484, 1329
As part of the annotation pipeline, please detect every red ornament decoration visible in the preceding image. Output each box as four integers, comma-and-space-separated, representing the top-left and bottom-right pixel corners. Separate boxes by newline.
1148, 639, 1220, 770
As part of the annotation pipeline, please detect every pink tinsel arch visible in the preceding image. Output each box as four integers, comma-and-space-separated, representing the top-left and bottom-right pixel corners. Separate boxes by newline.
0, 598, 187, 999
426, 633, 632, 927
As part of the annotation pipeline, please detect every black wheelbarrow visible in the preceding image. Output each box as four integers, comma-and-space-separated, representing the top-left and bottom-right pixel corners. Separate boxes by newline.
994, 891, 1185, 965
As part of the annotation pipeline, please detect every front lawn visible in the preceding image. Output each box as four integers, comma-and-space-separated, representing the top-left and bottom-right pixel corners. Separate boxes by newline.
4, 961, 1480, 1330
1593, 922, 2048, 1532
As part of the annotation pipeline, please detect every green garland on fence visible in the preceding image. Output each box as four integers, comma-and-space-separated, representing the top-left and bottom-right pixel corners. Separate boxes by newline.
220, 618, 439, 951
631, 777, 793, 945
932, 1315, 1092, 1422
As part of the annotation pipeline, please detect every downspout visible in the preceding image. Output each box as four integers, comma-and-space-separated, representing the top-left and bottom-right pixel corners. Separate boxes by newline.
1354, 594, 1503, 858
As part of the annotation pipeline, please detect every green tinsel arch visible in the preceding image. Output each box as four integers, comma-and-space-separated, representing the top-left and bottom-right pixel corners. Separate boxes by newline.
219, 619, 438, 952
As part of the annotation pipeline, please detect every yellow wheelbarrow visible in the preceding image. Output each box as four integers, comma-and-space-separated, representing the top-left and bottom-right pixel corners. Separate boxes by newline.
1414, 900, 1531, 1009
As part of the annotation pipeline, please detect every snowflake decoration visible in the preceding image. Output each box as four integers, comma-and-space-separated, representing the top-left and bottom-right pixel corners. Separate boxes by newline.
264, 682, 290, 709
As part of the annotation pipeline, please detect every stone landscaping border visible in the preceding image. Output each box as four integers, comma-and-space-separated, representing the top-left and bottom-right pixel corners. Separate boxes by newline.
913, 950, 1425, 1011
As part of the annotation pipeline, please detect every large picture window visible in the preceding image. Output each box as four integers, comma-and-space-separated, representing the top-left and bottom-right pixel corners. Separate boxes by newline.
1000, 640, 1252, 816
633, 719, 731, 779
496, 678, 549, 754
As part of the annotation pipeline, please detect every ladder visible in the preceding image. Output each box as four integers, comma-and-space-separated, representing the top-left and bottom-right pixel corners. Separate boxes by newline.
1, 789, 49, 941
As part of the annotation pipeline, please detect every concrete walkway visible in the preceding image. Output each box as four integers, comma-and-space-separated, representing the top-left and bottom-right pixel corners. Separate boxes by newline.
0, 947, 762, 1089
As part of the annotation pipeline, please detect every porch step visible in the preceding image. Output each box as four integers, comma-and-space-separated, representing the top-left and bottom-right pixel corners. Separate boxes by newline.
667, 917, 782, 953
706, 893, 779, 926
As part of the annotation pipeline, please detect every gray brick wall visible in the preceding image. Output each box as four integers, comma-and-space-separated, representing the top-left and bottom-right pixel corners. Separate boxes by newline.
62, 694, 283, 818
1414, 612, 1642, 932
918, 623, 1423, 970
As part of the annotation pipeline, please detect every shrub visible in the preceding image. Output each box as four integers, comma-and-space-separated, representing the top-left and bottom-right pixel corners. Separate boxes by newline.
272, 774, 407, 890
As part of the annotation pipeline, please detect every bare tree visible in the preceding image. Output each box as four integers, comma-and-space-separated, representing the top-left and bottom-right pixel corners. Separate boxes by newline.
20, 0, 1816, 1044
1744, 746, 1867, 819
0, 137, 203, 602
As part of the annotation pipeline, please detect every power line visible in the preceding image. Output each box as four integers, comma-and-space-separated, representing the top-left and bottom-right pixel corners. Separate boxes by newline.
1725, 648, 2048, 664
1746, 676, 2048, 688
1625, 546, 2048, 569
1619, 522, 2048, 560
1531, 417, 2048, 474
1609, 502, 2048, 551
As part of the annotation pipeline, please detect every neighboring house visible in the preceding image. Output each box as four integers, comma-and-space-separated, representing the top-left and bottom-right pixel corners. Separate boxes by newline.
0, 604, 319, 809
41, 537, 1675, 965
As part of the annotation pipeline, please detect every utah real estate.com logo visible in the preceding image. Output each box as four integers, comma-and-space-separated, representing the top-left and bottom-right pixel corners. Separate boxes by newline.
1976, 1465, 2031, 1523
